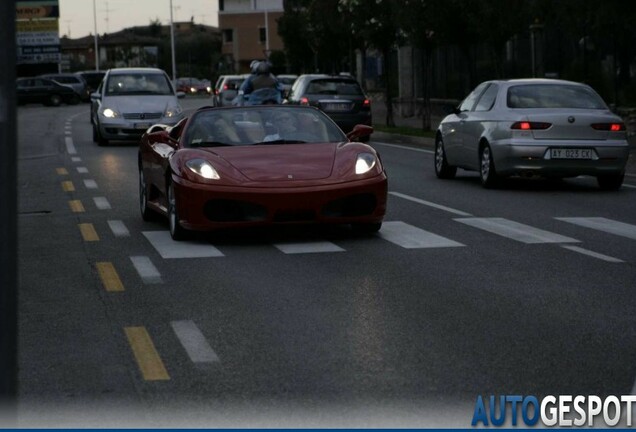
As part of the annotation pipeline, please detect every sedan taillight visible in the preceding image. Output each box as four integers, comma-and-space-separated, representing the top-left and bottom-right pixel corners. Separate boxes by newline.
300, 97, 310, 106
511, 121, 552, 130
591, 123, 626, 131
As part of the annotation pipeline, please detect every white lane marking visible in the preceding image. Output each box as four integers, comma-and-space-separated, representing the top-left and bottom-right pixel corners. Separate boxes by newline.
456, 217, 580, 244
83, 179, 98, 189
560, 245, 624, 263
108, 220, 130, 237
556, 217, 636, 241
71, 157, 81, 162
373, 141, 434, 154
389, 191, 473, 217
130, 256, 162, 284
143, 231, 224, 258
93, 196, 111, 210
171, 320, 220, 364
274, 241, 345, 254
65, 137, 77, 155
65, 130, 71, 136
378, 221, 464, 249
64, 125, 71, 130
77, 167, 89, 174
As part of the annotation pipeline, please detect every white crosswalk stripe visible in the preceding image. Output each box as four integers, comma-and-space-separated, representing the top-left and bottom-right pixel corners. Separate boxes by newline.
171, 320, 220, 364
455, 217, 579, 244
378, 221, 464, 249
143, 231, 224, 258
556, 217, 636, 241
274, 241, 345, 254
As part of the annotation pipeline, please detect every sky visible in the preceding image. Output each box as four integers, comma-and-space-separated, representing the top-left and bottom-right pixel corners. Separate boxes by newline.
58, 0, 219, 39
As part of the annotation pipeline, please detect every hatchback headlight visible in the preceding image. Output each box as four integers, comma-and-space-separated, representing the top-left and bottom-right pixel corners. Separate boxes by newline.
164, 105, 183, 118
101, 107, 119, 118
355, 152, 376, 175
186, 159, 220, 180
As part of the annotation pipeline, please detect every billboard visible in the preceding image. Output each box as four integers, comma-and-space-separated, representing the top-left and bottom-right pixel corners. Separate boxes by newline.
16, 1, 60, 65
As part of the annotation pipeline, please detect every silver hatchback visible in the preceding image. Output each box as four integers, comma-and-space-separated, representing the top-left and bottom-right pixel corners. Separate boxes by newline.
435, 78, 630, 190
91, 68, 184, 146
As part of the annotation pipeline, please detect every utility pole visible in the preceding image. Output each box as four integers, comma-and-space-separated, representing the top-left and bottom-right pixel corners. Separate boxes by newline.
0, 0, 18, 424
93, 0, 100, 71
170, 0, 177, 82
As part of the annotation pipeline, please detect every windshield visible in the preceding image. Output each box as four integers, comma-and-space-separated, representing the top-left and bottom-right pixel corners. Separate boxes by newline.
507, 84, 607, 109
182, 106, 347, 148
105, 73, 173, 96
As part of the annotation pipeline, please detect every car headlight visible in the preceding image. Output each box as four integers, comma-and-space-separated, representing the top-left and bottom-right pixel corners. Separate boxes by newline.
101, 107, 119, 118
355, 152, 376, 175
164, 105, 183, 118
186, 159, 220, 180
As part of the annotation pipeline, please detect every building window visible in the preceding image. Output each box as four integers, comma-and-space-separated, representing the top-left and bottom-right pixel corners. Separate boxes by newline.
223, 29, 233, 43
259, 27, 266, 44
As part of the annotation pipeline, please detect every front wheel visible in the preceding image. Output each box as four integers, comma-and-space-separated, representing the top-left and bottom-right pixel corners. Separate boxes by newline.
168, 180, 188, 241
479, 144, 499, 188
597, 173, 624, 191
139, 168, 156, 221
49, 94, 62, 107
434, 137, 457, 179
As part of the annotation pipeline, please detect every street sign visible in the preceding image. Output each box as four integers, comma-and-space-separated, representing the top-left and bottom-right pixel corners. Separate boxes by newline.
16, 18, 58, 32
16, 31, 59, 46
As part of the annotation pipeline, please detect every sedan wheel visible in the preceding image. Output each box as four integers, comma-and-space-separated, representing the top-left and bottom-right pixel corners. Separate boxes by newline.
168, 181, 187, 241
597, 173, 624, 191
434, 137, 457, 179
479, 144, 499, 188
139, 169, 155, 221
49, 94, 62, 107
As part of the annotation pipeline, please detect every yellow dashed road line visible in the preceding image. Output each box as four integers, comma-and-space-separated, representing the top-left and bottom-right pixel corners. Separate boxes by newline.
95, 262, 124, 292
56, 167, 69, 175
68, 200, 85, 213
79, 223, 99, 241
124, 326, 170, 381
62, 181, 75, 192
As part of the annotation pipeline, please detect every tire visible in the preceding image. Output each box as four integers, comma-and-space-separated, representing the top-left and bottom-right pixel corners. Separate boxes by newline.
168, 180, 188, 241
434, 136, 457, 179
597, 173, 624, 191
93, 123, 108, 146
139, 168, 156, 221
49, 94, 62, 107
479, 144, 499, 188
351, 222, 382, 235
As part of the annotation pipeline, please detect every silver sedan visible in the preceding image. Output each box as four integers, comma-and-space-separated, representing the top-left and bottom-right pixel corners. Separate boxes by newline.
435, 78, 630, 190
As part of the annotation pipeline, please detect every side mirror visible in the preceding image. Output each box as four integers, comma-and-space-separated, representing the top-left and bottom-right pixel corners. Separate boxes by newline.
90, 92, 100, 100
176, 91, 186, 99
346, 124, 374, 141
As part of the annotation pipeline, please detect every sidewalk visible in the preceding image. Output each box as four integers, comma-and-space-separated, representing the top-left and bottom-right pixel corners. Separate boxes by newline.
371, 102, 636, 179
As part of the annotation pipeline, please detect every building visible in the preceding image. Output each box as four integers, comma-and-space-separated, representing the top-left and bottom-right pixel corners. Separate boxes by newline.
218, 0, 284, 73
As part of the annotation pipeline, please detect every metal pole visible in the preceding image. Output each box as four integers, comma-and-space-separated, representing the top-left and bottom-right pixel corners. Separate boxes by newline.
0, 0, 18, 422
265, 9, 269, 54
93, 0, 99, 71
170, 0, 177, 82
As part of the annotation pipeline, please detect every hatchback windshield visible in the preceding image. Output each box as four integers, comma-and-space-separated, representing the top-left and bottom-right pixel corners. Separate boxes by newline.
106, 73, 173, 96
507, 84, 606, 109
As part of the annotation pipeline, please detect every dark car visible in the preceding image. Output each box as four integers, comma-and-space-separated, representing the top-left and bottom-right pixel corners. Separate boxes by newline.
16, 77, 81, 106
176, 77, 211, 95
75, 70, 106, 94
40, 73, 90, 102
285, 74, 372, 135
213, 75, 247, 106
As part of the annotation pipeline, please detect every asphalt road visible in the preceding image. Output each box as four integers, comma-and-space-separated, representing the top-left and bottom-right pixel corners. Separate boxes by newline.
13, 97, 636, 427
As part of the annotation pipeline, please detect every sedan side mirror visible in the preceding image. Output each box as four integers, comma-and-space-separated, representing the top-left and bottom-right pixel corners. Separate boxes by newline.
90, 92, 101, 101
176, 91, 186, 99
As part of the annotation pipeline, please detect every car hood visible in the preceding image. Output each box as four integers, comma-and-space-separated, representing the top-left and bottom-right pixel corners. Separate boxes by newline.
102, 95, 178, 114
203, 143, 337, 181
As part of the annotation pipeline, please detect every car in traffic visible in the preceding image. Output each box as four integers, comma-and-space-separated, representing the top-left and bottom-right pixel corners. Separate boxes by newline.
434, 78, 630, 190
276, 74, 298, 97
75, 70, 106, 95
213, 74, 247, 106
176, 77, 211, 95
39, 73, 90, 102
16, 77, 81, 106
91, 67, 185, 146
138, 105, 387, 240
285, 74, 372, 135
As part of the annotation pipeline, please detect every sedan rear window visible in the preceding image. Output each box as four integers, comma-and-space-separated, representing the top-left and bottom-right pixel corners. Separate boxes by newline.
507, 84, 606, 109
306, 79, 363, 96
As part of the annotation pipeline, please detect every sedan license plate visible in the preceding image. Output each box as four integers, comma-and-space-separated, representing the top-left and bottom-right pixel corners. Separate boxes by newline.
549, 148, 592, 160
135, 123, 151, 130
322, 103, 350, 112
